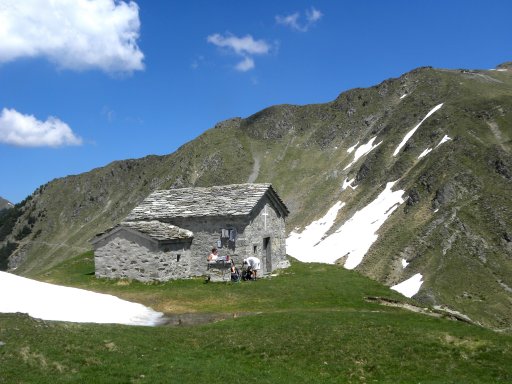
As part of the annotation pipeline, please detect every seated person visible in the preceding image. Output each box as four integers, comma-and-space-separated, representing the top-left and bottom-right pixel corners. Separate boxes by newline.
243, 256, 261, 279
230, 261, 240, 282
207, 248, 219, 262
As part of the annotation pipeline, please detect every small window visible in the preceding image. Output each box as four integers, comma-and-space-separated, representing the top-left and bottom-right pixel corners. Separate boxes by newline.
176, 254, 181, 262
253, 245, 257, 254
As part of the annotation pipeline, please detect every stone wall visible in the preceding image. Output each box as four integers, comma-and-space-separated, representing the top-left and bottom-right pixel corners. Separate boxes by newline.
94, 229, 192, 281
168, 216, 248, 275
242, 199, 288, 272
169, 196, 288, 276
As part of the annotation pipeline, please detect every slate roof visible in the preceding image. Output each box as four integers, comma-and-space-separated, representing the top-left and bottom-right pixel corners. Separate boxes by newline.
126, 183, 289, 221
92, 220, 193, 244
120, 221, 193, 241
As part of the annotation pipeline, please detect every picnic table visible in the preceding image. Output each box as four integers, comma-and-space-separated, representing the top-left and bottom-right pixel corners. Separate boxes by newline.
206, 259, 232, 281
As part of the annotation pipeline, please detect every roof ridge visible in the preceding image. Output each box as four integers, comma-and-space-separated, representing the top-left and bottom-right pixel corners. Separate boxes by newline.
125, 183, 287, 220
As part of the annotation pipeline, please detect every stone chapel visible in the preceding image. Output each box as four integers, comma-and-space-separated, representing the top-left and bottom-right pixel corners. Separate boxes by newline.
92, 183, 289, 281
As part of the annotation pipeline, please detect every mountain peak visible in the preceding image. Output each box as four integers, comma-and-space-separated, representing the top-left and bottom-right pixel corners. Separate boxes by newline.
496, 61, 512, 70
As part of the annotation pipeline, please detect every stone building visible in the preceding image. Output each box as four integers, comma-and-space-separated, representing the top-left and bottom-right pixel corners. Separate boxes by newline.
92, 183, 289, 282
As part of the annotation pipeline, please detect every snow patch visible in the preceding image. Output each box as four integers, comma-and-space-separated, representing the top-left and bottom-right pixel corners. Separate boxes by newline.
286, 201, 345, 260
391, 273, 423, 298
435, 134, 452, 148
401, 259, 409, 268
393, 103, 444, 157
0, 272, 165, 326
417, 134, 451, 160
342, 178, 357, 191
344, 136, 382, 170
418, 148, 432, 159
287, 182, 405, 268
400, 93, 408, 99
347, 141, 359, 154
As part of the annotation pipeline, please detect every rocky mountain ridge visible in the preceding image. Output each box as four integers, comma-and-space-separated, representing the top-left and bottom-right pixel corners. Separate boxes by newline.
1, 63, 511, 330
0, 197, 13, 211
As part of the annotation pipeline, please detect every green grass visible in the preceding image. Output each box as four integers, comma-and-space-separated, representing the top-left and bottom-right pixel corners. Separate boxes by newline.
2, 253, 512, 383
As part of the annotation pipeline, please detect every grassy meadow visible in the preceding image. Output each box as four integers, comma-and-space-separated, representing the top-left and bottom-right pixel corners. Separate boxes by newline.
1, 252, 512, 383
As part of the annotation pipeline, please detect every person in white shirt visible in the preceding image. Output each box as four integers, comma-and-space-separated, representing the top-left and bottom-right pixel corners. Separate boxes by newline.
207, 248, 218, 262
243, 256, 261, 279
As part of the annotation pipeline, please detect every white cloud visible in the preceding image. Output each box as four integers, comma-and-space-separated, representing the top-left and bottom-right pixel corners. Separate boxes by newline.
306, 7, 323, 23
207, 33, 270, 71
275, 12, 302, 31
235, 56, 255, 72
0, 108, 82, 147
0, 0, 144, 73
276, 7, 323, 32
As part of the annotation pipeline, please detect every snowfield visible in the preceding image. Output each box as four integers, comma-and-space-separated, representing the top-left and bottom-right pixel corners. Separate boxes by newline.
287, 181, 405, 268
391, 273, 424, 298
0, 271, 165, 326
285, 180, 432, 297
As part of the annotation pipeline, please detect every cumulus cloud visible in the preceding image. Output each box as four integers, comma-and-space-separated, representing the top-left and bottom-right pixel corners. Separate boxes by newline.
276, 7, 323, 32
0, 0, 144, 73
207, 33, 270, 72
0, 108, 82, 147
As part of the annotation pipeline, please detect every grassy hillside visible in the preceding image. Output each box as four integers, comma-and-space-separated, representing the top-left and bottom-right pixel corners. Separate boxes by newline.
1, 255, 512, 383
1, 64, 511, 330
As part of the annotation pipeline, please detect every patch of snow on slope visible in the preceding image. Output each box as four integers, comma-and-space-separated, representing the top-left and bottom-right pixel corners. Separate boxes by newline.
401, 259, 409, 268
435, 134, 451, 148
342, 178, 357, 191
344, 136, 382, 170
391, 273, 423, 298
286, 201, 345, 261
0, 272, 165, 326
418, 134, 451, 160
418, 148, 432, 159
347, 141, 359, 154
400, 93, 408, 99
393, 103, 444, 157
287, 182, 405, 268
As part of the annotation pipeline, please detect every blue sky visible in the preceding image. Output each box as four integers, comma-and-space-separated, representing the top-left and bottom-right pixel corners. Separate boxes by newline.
0, 0, 510, 203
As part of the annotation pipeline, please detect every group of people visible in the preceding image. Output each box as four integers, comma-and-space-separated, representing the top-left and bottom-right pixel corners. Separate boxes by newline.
207, 247, 260, 281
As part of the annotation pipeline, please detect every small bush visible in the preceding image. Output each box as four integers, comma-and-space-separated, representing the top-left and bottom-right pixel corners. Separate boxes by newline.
15, 225, 32, 241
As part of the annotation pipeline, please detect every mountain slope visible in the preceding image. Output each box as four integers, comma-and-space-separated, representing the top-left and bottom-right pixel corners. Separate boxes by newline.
0, 197, 12, 211
1, 64, 511, 329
